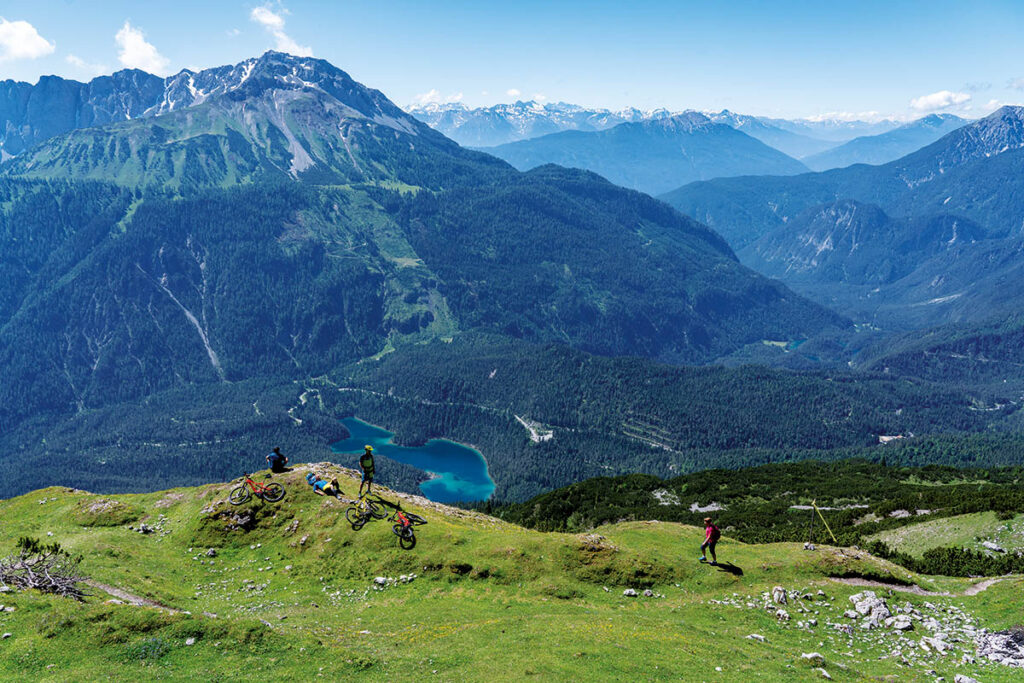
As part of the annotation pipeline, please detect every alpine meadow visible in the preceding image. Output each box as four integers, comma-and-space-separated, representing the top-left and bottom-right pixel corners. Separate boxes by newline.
2, 4, 1024, 681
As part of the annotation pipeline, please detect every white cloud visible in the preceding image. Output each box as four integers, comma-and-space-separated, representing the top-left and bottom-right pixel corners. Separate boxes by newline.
506, 88, 521, 97
909, 90, 971, 112
226, 28, 241, 38
1009, 78, 1024, 91
249, 5, 312, 57
532, 93, 548, 102
115, 21, 171, 75
65, 54, 107, 77
412, 89, 464, 105
0, 17, 56, 62
250, 7, 285, 30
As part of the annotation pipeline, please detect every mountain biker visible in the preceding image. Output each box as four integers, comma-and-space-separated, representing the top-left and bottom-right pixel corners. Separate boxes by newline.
700, 517, 721, 565
266, 447, 289, 473
359, 445, 375, 496
306, 472, 341, 497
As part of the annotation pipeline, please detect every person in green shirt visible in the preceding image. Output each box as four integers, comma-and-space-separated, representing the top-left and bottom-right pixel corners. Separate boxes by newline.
359, 445, 375, 497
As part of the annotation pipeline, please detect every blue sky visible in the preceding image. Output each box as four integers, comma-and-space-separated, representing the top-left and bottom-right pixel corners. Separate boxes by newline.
1, 1, 1022, 120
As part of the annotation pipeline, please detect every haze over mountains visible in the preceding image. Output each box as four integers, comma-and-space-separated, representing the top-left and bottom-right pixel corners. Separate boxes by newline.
483, 112, 810, 195
664, 106, 1024, 328
803, 114, 968, 171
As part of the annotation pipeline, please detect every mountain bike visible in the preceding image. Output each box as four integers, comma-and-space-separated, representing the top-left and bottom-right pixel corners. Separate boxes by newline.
390, 507, 427, 550
345, 491, 389, 530
229, 473, 286, 505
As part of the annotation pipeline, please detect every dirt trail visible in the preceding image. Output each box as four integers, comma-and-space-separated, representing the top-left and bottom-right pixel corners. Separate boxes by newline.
85, 580, 181, 613
829, 576, 1008, 597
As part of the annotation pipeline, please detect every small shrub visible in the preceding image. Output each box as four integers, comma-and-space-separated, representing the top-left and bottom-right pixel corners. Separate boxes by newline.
120, 637, 171, 662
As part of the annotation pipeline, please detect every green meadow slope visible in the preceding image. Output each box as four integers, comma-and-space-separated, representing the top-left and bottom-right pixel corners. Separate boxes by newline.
1, 465, 1022, 681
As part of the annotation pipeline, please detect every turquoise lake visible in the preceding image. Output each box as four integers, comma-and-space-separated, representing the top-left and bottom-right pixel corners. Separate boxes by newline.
330, 417, 496, 503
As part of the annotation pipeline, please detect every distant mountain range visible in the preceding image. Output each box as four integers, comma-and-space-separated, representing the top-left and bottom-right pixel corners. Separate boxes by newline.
405, 100, 677, 147
662, 106, 1024, 328
803, 114, 968, 171
481, 112, 810, 195
407, 101, 908, 156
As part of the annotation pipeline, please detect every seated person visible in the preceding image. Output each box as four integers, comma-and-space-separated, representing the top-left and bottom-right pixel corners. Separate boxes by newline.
266, 447, 289, 473
306, 472, 341, 497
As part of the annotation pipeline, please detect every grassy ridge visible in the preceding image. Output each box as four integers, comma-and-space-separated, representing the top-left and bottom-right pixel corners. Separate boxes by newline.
1, 465, 1023, 681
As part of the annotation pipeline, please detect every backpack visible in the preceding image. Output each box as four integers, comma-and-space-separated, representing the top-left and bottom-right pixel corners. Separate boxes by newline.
709, 525, 721, 542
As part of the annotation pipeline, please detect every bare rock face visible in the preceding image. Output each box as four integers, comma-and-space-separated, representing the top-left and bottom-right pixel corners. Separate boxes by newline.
772, 586, 788, 605
976, 628, 1024, 668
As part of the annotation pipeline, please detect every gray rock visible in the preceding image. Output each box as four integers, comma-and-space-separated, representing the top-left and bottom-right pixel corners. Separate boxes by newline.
776, 609, 790, 621
205, 548, 217, 557
954, 675, 981, 683
746, 634, 766, 642
1, 633, 10, 640
623, 589, 638, 597
817, 668, 832, 680
801, 652, 826, 666
772, 586, 787, 605
185, 637, 196, 646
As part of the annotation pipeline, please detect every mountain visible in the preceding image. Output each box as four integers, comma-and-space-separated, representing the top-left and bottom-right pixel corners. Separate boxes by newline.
706, 110, 837, 158
483, 112, 810, 196
405, 100, 673, 147
759, 115, 902, 142
0, 70, 166, 158
0, 53, 845, 443
661, 107, 1024, 328
663, 106, 1024, 248
803, 114, 969, 171
3, 53, 501, 190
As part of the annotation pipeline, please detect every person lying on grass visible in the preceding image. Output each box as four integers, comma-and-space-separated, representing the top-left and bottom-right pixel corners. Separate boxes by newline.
306, 472, 342, 497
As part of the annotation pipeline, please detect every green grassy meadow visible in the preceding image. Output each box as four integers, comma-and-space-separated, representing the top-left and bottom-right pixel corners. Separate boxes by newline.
1, 465, 1022, 682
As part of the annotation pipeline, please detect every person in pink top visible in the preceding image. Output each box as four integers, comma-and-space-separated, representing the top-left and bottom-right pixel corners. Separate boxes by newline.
700, 517, 721, 565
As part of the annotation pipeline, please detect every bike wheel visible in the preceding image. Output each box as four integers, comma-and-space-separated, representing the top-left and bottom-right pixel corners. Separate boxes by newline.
399, 533, 417, 550
367, 500, 388, 520
346, 507, 366, 527
260, 483, 286, 503
229, 485, 250, 505
392, 523, 414, 539
404, 513, 427, 526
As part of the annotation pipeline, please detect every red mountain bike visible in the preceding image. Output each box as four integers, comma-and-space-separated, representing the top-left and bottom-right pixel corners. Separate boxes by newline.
390, 508, 427, 550
229, 473, 286, 505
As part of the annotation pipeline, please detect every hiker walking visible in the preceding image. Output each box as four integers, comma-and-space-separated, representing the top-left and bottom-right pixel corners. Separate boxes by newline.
700, 517, 721, 565
358, 445, 375, 496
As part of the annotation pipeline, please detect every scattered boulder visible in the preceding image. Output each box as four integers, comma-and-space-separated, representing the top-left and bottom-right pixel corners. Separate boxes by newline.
746, 634, 766, 642
776, 609, 790, 621
982, 541, 1006, 554
623, 589, 638, 597
954, 675, 981, 683
817, 668, 832, 680
205, 548, 217, 558
1, 633, 11, 640
185, 637, 196, 646
801, 652, 826, 666
772, 586, 787, 605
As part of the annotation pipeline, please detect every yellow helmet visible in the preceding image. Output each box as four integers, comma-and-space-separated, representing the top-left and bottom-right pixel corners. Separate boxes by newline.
364, 444, 373, 452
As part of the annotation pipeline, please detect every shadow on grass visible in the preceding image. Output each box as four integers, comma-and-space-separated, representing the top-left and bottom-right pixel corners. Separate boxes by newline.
715, 562, 744, 576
